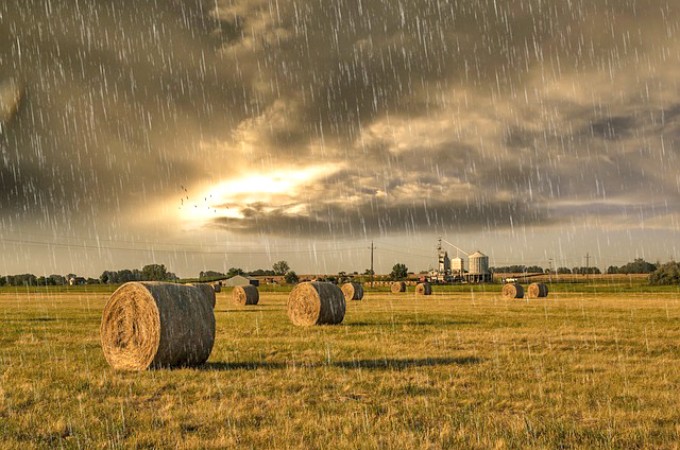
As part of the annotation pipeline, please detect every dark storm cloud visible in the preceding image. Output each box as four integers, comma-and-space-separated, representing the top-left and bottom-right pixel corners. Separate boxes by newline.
0, 0, 248, 229
208, 197, 550, 238
1, 0, 679, 240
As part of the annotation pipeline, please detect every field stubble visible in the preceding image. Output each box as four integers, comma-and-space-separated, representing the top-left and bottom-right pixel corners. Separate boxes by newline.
1, 288, 680, 449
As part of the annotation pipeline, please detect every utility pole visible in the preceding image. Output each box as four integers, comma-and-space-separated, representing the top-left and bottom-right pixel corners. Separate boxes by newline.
585, 253, 590, 269
369, 241, 376, 288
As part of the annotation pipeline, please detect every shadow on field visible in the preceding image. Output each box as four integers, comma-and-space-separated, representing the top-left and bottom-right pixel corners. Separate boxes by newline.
202, 356, 482, 371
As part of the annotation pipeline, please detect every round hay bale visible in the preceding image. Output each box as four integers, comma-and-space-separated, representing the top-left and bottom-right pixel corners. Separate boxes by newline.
502, 282, 524, 299
233, 284, 259, 305
212, 282, 222, 293
287, 282, 346, 326
527, 282, 549, 298
415, 282, 432, 295
100, 282, 215, 370
341, 282, 364, 301
390, 281, 407, 294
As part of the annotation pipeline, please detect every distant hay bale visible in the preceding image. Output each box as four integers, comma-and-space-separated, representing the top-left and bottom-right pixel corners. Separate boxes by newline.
391, 281, 407, 294
415, 282, 432, 295
341, 282, 364, 301
287, 282, 346, 326
502, 282, 524, 299
232, 284, 259, 306
527, 282, 549, 298
212, 282, 222, 293
100, 282, 215, 370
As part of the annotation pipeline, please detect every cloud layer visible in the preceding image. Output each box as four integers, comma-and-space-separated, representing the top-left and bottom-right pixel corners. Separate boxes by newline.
1, 0, 679, 247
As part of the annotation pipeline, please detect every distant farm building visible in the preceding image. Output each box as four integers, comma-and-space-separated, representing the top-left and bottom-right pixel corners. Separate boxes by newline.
223, 275, 259, 287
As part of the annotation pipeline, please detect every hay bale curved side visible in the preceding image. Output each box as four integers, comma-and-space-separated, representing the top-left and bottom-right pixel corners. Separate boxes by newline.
415, 282, 432, 295
189, 283, 216, 309
233, 284, 259, 305
100, 282, 216, 370
502, 282, 524, 299
527, 282, 549, 298
390, 281, 407, 294
287, 282, 346, 326
341, 282, 364, 301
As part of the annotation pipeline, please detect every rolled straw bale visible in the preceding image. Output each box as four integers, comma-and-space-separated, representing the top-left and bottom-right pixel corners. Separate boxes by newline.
341, 282, 364, 301
287, 282, 346, 326
527, 282, 549, 298
233, 284, 259, 305
212, 282, 222, 293
415, 282, 432, 295
100, 282, 215, 370
391, 281, 407, 294
502, 282, 524, 299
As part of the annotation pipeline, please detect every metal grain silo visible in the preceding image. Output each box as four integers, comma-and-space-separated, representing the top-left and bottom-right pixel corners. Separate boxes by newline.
468, 251, 489, 275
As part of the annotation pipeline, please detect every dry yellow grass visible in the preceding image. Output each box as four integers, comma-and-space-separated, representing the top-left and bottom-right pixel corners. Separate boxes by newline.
1, 288, 680, 448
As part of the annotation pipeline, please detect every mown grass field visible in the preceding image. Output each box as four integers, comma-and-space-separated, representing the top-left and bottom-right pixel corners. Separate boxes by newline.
1, 282, 680, 449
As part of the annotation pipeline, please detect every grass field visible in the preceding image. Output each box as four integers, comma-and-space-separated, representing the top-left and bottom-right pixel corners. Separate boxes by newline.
2, 284, 680, 448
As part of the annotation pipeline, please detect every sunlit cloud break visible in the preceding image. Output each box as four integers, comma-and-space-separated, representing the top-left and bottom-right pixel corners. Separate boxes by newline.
175, 163, 346, 228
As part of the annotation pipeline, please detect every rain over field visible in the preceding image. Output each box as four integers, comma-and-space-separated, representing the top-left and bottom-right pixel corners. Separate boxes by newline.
1, 0, 680, 448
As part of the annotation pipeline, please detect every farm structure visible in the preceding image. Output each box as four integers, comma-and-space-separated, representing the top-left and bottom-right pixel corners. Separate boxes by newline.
428, 239, 492, 284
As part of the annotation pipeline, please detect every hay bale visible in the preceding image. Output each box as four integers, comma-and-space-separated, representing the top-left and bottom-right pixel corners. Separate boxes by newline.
100, 282, 215, 370
390, 281, 407, 294
287, 282, 346, 326
527, 282, 549, 298
232, 284, 259, 305
212, 282, 222, 293
341, 282, 364, 301
415, 282, 432, 295
502, 282, 524, 299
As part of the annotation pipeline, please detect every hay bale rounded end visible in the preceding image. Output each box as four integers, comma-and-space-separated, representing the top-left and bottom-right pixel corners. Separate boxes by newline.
100, 282, 215, 371
341, 282, 364, 301
528, 282, 549, 298
390, 281, 407, 294
287, 282, 346, 326
233, 284, 259, 305
502, 282, 524, 299
415, 282, 432, 295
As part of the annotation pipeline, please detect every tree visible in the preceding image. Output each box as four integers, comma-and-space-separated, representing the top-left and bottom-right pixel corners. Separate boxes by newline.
618, 258, 657, 274
226, 267, 245, 278
556, 267, 572, 274
649, 261, 680, 285
199, 270, 225, 280
390, 263, 408, 280
284, 271, 299, 284
273, 260, 290, 276
248, 268, 276, 277
142, 264, 169, 281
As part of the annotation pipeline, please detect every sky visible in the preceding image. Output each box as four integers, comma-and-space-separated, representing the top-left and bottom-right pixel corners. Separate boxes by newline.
1, 0, 679, 278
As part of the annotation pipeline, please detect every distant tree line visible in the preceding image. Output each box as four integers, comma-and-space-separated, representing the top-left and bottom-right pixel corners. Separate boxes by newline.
199, 261, 296, 283
490, 265, 545, 274
0, 273, 102, 287
100, 264, 177, 284
606, 258, 657, 274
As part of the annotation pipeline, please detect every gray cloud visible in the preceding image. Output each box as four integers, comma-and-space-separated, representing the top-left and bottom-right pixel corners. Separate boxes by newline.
1, 0, 679, 255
